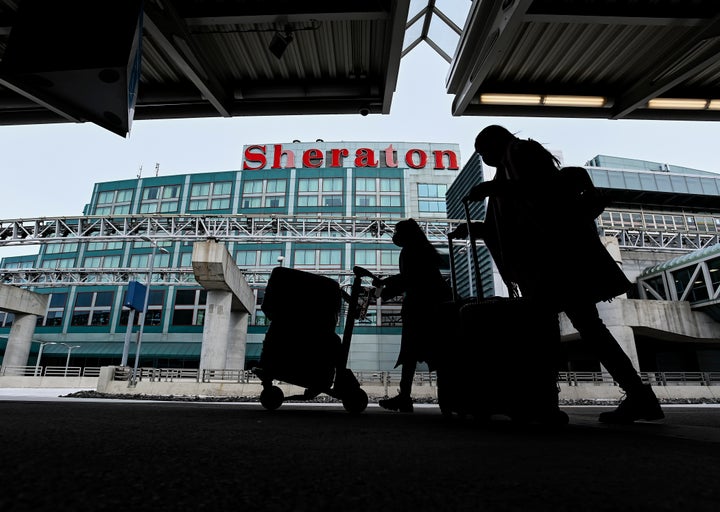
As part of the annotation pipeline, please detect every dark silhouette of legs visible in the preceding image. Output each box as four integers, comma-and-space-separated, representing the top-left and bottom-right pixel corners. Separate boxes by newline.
564, 302, 663, 423
379, 362, 415, 412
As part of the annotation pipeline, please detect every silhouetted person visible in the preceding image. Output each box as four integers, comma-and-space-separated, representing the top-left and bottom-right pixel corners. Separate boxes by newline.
454, 125, 663, 424
373, 218, 452, 412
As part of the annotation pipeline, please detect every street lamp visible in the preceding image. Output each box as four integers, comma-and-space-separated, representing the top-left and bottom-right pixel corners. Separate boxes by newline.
34, 341, 57, 376
132, 237, 170, 385
59, 343, 80, 377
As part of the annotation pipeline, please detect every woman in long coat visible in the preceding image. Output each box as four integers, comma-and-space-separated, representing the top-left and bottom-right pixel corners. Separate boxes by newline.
374, 218, 452, 413
463, 125, 663, 424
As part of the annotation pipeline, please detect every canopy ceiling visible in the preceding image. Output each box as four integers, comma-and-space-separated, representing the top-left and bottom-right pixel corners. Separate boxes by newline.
2, 0, 720, 137
447, 0, 720, 120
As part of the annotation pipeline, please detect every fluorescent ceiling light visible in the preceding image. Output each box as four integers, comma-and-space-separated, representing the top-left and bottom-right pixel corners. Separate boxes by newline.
543, 95, 605, 107
479, 93, 605, 107
647, 98, 708, 109
480, 94, 541, 105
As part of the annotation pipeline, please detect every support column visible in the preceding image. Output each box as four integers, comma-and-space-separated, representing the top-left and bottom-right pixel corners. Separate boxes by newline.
2, 314, 39, 369
192, 240, 255, 371
604, 324, 640, 372
199, 290, 233, 370
226, 311, 249, 370
0, 284, 48, 373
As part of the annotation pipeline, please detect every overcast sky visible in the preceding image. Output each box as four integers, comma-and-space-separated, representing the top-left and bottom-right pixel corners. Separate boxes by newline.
2, 32, 720, 257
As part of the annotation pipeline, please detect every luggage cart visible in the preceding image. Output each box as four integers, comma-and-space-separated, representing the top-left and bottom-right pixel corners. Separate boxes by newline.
253, 265, 376, 414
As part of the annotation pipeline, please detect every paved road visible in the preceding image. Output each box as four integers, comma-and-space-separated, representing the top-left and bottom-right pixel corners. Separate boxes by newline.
1, 392, 719, 512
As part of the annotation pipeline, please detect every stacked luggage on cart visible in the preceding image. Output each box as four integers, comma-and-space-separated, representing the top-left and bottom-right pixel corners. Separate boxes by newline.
253, 265, 374, 414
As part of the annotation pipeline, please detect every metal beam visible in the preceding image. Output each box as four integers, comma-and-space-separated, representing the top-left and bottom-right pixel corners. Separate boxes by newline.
143, 0, 232, 117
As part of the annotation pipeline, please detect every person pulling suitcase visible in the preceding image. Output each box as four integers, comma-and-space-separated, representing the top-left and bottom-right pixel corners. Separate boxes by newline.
453, 125, 663, 424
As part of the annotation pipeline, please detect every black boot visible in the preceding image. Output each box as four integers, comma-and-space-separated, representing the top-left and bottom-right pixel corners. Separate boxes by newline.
379, 394, 413, 413
598, 385, 664, 424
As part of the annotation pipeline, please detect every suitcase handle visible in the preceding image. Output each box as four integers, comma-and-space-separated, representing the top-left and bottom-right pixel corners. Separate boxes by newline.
462, 199, 484, 299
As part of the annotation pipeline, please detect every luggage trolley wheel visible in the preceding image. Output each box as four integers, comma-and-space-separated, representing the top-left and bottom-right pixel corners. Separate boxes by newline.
260, 385, 284, 411
341, 387, 368, 414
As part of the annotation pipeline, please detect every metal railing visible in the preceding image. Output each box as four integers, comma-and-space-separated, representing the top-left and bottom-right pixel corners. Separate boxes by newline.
111, 368, 720, 387
3, 365, 720, 387
0, 365, 102, 377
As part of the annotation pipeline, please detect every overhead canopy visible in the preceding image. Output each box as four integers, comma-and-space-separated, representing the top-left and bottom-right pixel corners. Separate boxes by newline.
447, 0, 720, 121
0, 0, 410, 135
3, 1, 720, 134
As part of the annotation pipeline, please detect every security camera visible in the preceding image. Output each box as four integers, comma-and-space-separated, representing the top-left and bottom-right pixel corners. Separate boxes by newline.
359, 107, 370, 116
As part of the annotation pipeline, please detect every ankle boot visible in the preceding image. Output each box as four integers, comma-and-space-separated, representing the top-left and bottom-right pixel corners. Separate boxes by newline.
598, 384, 664, 424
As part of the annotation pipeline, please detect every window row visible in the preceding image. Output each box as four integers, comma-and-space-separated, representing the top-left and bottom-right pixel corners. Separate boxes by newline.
235, 248, 400, 269
94, 177, 446, 214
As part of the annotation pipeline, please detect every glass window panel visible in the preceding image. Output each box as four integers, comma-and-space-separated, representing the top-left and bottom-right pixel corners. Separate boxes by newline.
211, 198, 230, 209
163, 186, 180, 199
97, 191, 114, 203
113, 205, 130, 214
160, 201, 178, 213
74, 292, 93, 307
214, 182, 232, 195
236, 251, 256, 266
175, 289, 197, 305
259, 250, 281, 265
143, 187, 160, 200
94, 291, 114, 307
189, 199, 207, 210
191, 183, 211, 196
49, 293, 68, 308
116, 189, 133, 202
243, 181, 263, 194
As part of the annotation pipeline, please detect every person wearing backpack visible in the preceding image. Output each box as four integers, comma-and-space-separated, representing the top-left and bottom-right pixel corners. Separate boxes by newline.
452, 124, 663, 424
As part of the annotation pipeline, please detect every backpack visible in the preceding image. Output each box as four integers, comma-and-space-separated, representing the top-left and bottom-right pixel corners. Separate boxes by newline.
557, 166, 608, 220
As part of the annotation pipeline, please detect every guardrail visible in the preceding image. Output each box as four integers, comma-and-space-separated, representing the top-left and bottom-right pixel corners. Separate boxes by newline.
109, 368, 720, 387
0, 366, 102, 377
3, 365, 720, 387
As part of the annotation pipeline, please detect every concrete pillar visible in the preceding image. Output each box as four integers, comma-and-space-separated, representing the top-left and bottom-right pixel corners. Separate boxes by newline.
199, 290, 233, 370
192, 241, 255, 371
0, 284, 48, 372
2, 314, 39, 369
226, 311, 248, 370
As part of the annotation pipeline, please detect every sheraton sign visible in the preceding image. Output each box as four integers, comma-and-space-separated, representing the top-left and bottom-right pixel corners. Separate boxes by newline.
243, 143, 459, 171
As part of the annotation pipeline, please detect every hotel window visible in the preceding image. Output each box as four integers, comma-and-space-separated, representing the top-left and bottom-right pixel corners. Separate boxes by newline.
189, 181, 232, 210
179, 252, 193, 267
41, 258, 75, 269
355, 178, 401, 207
354, 249, 400, 269
140, 184, 181, 213
293, 249, 341, 270
45, 243, 79, 255
86, 241, 124, 251
83, 255, 121, 268
71, 291, 114, 326
120, 289, 165, 326
172, 289, 207, 326
242, 179, 286, 208
297, 178, 343, 207
129, 253, 170, 269
235, 249, 282, 267
418, 183, 447, 214
95, 189, 133, 215
38, 292, 68, 327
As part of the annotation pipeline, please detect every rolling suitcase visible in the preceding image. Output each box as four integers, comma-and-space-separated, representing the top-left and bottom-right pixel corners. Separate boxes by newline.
437, 201, 567, 424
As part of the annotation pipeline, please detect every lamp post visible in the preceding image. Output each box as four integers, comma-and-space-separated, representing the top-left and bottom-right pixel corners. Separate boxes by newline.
34, 341, 57, 376
131, 237, 169, 386
59, 343, 80, 377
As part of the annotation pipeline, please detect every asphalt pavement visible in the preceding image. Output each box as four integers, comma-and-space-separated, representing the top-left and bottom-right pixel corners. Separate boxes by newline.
1, 389, 719, 512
